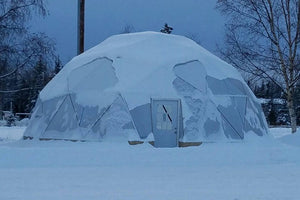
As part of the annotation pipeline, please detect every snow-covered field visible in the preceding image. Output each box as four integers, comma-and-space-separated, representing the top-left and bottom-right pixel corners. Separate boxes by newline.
0, 126, 25, 141
0, 127, 300, 200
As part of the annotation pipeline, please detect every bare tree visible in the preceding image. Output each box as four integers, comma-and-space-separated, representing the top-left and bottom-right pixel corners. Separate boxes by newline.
0, 0, 49, 79
217, 0, 300, 133
0, 0, 56, 116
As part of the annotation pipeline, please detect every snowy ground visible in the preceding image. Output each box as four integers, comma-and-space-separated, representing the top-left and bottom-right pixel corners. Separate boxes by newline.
0, 126, 25, 141
0, 127, 300, 200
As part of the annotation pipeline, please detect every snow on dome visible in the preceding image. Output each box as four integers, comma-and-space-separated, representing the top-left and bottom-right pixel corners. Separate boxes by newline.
40, 31, 243, 101
24, 32, 268, 147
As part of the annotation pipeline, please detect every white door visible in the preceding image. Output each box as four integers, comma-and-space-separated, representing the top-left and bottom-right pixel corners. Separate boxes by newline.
151, 99, 179, 147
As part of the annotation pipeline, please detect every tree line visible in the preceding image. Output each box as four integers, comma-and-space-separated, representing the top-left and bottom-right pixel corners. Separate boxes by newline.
217, 0, 300, 133
0, 0, 60, 117
249, 80, 300, 126
1, 56, 62, 115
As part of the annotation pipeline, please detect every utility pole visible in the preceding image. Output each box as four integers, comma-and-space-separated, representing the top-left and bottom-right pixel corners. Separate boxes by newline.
77, 0, 85, 55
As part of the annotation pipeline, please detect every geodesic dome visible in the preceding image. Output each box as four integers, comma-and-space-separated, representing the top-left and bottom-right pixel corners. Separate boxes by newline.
24, 32, 268, 147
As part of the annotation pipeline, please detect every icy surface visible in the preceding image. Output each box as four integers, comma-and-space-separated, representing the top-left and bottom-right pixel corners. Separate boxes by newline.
0, 127, 300, 200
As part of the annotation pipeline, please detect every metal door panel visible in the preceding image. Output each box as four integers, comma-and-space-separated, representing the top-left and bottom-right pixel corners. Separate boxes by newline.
151, 99, 180, 147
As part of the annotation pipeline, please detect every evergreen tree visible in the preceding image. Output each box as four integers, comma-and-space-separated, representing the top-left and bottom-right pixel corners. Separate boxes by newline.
268, 99, 277, 125
12, 57, 52, 114
29, 58, 50, 108
160, 23, 173, 34
53, 56, 63, 75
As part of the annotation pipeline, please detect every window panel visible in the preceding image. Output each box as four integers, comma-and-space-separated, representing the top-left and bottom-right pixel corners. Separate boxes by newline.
156, 104, 173, 131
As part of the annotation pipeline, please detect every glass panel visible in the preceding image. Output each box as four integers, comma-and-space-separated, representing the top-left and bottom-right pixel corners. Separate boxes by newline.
156, 104, 173, 130
207, 76, 247, 95
217, 96, 247, 139
130, 103, 152, 139
156, 122, 161, 130
173, 61, 207, 92
68, 58, 117, 93
163, 113, 166, 121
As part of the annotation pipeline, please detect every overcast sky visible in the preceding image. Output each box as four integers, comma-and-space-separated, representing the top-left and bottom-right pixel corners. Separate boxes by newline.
31, 0, 225, 64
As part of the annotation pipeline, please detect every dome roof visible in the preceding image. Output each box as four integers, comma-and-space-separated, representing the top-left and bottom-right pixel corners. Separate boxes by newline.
40, 31, 243, 103
25, 32, 268, 144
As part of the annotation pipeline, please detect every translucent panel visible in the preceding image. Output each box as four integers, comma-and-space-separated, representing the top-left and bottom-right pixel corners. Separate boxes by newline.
89, 95, 132, 141
42, 95, 66, 124
69, 93, 83, 122
130, 103, 152, 139
156, 104, 173, 130
255, 102, 269, 131
207, 77, 228, 95
203, 118, 221, 137
122, 122, 135, 129
207, 76, 247, 95
221, 118, 243, 139
24, 95, 67, 139
30, 97, 43, 118
79, 106, 100, 128
83, 103, 117, 141
23, 100, 45, 138
173, 77, 212, 140
68, 58, 117, 93
235, 96, 247, 122
218, 96, 247, 139
244, 99, 268, 136
69, 93, 118, 139
224, 79, 247, 95
174, 61, 207, 92
84, 107, 108, 141
42, 95, 79, 140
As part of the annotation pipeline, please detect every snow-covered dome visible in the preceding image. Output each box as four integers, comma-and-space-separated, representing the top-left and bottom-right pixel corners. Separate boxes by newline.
24, 32, 268, 147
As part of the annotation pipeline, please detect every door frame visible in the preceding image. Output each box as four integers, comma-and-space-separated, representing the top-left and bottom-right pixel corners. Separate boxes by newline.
150, 98, 181, 147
